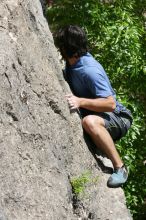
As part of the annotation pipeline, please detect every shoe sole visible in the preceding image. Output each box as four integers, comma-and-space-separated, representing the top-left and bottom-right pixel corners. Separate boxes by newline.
107, 183, 124, 188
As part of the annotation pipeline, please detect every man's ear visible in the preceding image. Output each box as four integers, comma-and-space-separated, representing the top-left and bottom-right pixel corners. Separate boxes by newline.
69, 52, 78, 59
74, 54, 79, 59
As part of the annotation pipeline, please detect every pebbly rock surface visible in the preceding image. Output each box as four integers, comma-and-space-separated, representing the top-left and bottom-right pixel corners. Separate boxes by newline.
0, 0, 132, 219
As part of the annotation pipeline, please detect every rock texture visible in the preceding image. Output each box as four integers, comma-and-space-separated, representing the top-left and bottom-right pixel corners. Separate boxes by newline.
0, 0, 132, 219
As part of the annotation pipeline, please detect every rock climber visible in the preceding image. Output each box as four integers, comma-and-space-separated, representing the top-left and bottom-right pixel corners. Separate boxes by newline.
54, 25, 133, 188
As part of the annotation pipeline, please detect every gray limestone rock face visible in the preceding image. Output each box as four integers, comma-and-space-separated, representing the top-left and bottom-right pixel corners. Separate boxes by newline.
0, 0, 132, 219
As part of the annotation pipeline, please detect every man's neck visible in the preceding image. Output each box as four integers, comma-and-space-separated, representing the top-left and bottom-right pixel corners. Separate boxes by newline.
68, 56, 80, 66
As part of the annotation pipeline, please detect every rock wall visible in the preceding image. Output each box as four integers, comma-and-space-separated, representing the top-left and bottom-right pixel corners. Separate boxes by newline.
0, 0, 132, 219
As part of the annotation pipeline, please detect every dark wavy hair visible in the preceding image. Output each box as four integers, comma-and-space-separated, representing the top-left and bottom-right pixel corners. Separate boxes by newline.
54, 25, 88, 58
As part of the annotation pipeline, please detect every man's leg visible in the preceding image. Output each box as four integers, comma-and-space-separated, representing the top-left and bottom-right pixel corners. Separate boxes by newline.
82, 115, 123, 168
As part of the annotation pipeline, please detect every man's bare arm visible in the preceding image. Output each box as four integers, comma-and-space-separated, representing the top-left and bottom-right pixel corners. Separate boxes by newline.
66, 94, 116, 112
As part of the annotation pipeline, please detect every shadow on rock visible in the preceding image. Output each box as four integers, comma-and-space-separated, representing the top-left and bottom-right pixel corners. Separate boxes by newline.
83, 130, 113, 174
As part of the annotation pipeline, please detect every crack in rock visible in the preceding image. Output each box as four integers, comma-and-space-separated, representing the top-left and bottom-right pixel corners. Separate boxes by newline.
68, 176, 95, 220
4, 72, 12, 88
6, 111, 18, 121
47, 98, 67, 120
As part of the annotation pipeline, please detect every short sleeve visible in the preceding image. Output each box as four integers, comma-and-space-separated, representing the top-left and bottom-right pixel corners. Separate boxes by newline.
84, 68, 112, 98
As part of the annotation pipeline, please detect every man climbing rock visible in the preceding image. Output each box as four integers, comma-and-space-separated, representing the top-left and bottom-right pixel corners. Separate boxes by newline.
54, 25, 133, 188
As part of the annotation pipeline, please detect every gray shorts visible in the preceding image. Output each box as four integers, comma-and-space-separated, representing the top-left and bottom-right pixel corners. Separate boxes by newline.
80, 109, 133, 141
97, 111, 132, 141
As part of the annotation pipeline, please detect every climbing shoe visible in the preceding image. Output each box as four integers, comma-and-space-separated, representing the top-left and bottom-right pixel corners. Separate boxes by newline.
107, 165, 128, 188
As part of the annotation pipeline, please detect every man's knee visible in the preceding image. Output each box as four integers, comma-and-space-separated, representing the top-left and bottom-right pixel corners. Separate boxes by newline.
82, 115, 105, 135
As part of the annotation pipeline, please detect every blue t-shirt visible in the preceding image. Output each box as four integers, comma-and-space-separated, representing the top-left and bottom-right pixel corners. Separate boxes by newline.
65, 52, 125, 116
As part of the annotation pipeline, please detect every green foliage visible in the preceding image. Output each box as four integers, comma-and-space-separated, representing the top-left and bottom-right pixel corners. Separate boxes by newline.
116, 99, 146, 218
70, 171, 98, 197
46, 0, 146, 219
